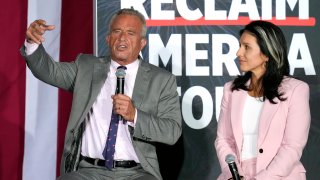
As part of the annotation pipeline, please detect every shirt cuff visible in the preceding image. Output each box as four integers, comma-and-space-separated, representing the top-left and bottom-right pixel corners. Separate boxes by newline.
24, 40, 39, 55
128, 108, 137, 128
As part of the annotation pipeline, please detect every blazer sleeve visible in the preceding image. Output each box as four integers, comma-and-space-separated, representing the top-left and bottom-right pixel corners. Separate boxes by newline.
215, 82, 245, 179
20, 44, 78, 91
134, 73, 182, 145
255, 80, 311, 179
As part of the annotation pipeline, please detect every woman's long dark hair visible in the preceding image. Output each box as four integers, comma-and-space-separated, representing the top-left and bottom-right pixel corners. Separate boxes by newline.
232, 20, 290, 104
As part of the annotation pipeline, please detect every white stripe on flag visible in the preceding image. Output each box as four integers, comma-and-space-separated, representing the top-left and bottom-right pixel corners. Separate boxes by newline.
23, 0, 61, 179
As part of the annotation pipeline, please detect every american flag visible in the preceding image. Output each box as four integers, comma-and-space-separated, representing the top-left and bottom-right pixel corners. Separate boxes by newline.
0, 0, 93, 179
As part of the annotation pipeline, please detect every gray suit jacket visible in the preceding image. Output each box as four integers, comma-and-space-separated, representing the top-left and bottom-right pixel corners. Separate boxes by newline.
21, 44, 182, 180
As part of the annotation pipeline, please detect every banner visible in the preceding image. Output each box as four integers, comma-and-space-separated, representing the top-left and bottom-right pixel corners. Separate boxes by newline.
96, 0, 319, 179
0, 0, 93, 180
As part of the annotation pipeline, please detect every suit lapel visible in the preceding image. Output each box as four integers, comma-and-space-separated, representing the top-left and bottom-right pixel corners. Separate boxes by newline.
132, 60, 151, 109
83, 59, 110, 119
73, 57, 110, 131
258, 98, 280, 146
230, 88, 281, 150
90, 60, 110, 104
231, 89, 247, 153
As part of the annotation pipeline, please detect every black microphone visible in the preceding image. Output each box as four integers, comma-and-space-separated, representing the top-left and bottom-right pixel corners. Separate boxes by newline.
225, 154, 241, 180
115, 66, 127, 121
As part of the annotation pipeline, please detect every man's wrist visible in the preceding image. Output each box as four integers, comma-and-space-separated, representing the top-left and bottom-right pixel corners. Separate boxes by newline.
24, 39, 39, 55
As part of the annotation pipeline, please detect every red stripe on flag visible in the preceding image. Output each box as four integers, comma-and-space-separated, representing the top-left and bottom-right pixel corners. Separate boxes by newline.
57, 0, 93, 176
0, 1, 28, 180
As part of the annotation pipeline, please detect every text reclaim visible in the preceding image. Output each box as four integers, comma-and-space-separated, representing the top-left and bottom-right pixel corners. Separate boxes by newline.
121, 0, 310, 20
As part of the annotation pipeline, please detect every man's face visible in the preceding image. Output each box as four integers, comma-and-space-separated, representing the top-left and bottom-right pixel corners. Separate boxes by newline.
107, 14, 147, 65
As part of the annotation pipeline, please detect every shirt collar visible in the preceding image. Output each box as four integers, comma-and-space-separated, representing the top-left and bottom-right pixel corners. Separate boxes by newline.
110, 59, 140, 74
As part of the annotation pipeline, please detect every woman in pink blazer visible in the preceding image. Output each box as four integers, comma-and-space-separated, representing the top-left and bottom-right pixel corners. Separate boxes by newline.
215, 21, 311, 180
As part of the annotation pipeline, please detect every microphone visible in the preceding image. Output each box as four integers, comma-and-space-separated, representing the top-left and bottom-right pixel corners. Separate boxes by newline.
115, 66, 127, 121
225, 154, 241, 180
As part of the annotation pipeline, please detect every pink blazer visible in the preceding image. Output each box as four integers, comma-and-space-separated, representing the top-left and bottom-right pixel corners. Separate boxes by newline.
215, 77, 310, 180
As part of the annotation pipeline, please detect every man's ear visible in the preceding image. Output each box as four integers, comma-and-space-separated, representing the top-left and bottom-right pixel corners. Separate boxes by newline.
140, 38, 147, 49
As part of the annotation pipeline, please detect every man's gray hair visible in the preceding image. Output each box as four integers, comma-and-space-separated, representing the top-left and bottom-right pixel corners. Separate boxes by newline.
108, 8, 147, 38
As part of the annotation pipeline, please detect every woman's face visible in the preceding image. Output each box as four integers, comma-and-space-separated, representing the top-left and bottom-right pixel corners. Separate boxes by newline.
236, 31, 269, 78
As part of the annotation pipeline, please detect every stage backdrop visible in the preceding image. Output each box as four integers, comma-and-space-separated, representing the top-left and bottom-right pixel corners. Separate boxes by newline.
96, 0, 319, 179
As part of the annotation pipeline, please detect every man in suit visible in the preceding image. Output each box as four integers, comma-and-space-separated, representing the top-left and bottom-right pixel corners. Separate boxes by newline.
21, 8, 182, 180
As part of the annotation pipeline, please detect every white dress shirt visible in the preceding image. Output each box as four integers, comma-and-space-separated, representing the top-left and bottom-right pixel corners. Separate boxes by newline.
24, 41, 140, 162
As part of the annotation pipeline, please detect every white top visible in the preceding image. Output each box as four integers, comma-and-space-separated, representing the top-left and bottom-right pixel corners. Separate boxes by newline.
241, 94, 264, 160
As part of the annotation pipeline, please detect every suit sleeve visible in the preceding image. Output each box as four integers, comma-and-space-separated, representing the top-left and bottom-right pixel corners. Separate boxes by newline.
133, 73, 182, 145
255, 81, 311, 179
20, 44, 78, 91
